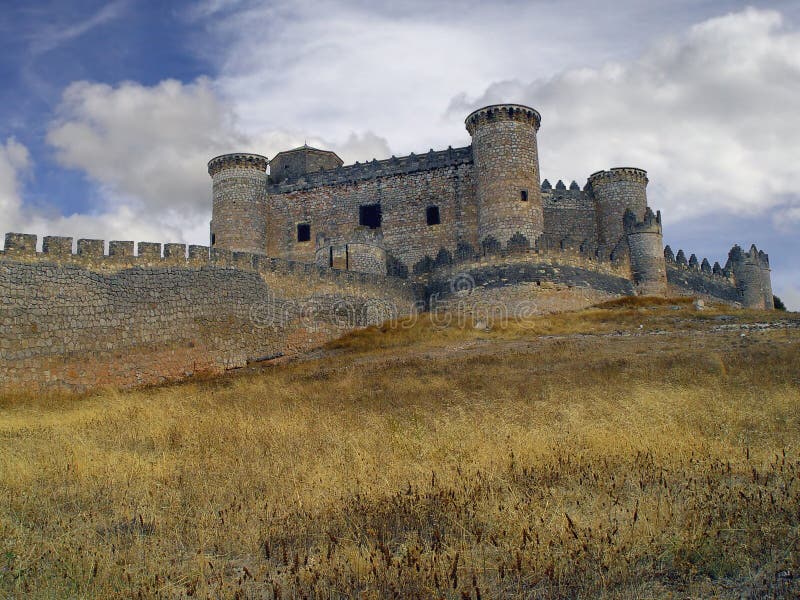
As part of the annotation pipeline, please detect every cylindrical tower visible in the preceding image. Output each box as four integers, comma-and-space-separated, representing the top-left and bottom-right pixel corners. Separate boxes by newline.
208, 153, 269, 254
730, 244, 774, 309
588, 168, 648, 251
624, 208, 667, 296
465, 104, 542, 251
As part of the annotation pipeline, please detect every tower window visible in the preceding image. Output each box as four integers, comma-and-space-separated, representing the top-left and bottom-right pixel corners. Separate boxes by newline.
297, 223, 311, 242
521, 189, 529, 202
426, 206, 440, 226
210, 233, 216, 247
359, 203, 382, 229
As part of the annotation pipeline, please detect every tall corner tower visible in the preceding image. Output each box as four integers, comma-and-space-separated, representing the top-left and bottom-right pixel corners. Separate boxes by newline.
465, 104, 543, 251
588, 168, 649, 252
208, 153, 269, 254
624, 207, 667, 296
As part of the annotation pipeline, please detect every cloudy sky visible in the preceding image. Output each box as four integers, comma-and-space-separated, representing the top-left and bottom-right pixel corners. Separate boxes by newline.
0, 0, 798, 308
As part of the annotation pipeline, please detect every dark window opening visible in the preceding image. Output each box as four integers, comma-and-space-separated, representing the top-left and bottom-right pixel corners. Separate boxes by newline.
210, 233, 216, 247
521, 189, 529, 202
297, 223, 311, 242
426, 206, 440, 226
359, 203, 382, 229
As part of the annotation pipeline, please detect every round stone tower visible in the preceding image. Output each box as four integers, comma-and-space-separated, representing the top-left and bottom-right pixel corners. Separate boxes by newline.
729, 244, 774, 309
588, 168, 648, 252
465, 104, 543, 251
208, 153, 269, 254
624, 208, 667, 296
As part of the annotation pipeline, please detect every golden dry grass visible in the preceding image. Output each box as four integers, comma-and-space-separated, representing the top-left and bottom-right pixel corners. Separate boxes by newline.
1, 304, 799, 598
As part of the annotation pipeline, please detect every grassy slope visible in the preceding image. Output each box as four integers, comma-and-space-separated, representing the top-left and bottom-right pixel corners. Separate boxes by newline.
1, 300, 799, 598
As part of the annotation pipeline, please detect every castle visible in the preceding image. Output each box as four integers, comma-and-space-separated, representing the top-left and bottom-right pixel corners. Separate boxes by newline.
208, 103, 773, 308
0, 103, 775, 391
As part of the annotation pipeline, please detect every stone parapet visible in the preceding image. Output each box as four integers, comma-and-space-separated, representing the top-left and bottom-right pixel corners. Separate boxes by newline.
267, 146, 473, 193
465, 104, 541, 134
0, 232, 410, 295
207, 153, 268, 176
587, 167, 648, 186
664, 244, 734, 280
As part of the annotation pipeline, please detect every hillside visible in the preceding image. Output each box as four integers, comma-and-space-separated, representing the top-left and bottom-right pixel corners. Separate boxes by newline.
1, 300, 799, 598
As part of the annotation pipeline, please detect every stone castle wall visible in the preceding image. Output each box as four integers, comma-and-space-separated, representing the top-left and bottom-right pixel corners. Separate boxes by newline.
666, 264, 741, 304
663, 244, 745, 306
266, 152, 479, 275
0, 235, 415, 391
542, 182, 597, 244
425, 251, 634, 318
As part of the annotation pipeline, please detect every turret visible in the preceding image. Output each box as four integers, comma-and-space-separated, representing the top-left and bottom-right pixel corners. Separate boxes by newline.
588, 168, 649, 252
465, 104, 543, 252
729, 244, 774, 309
624, 207, 667, 296
208, 153, 269, 254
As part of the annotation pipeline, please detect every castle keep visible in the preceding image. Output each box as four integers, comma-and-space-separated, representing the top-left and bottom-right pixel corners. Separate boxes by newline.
0, 103, 775, 391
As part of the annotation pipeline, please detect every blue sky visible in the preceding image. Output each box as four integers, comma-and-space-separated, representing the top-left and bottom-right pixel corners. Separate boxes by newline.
0, 0, 798, 308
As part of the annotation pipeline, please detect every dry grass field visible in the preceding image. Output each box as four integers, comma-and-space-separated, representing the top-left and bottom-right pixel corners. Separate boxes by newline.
1, 299, 799, 598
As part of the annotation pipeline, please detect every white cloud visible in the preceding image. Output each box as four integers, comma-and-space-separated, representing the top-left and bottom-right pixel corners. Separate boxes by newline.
47, 78, 245, 216
330, 132, 391, 165
0, 138, 30, 229
203, 0, 637, 155
28, 0, 128, 55
0, 136, 190, 248
449, 8, 800, 223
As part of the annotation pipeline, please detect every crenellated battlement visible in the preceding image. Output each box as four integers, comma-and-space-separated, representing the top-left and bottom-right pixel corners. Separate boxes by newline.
266, 145, 473, 192
0, 232, 410, 292
541, 181, 591, 210
624, 207, 662, 234
208, 153, 268, 176
729, 243, 770, 269
587, 167, 649, 186
464, 103, 541, 135
664, 244, 732, 280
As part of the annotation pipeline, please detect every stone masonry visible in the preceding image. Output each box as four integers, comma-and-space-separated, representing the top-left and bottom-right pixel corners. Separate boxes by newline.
207, 102, 770, 307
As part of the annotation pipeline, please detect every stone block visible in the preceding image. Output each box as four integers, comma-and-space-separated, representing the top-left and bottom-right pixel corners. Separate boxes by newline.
43, 236, 73, 257
77, 239, 104, 257
164, 243, 187, 263
109, 241, 135, 257
4, 233, 37, 255
138, 242, 161, 259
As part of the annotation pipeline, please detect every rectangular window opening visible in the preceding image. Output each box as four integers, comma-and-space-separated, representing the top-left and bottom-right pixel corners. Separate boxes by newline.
426, 205, 440, 226
297, 223, 311, 242
359, 203, 382, 229
521, 189, 529, 202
